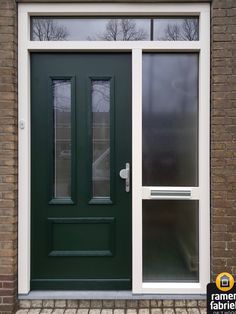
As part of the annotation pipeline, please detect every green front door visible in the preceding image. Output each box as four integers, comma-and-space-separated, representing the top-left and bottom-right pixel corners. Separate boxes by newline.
31, 53, 132, 290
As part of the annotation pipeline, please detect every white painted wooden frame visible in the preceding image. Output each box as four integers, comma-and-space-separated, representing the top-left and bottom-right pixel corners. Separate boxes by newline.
18, 2, 210, 295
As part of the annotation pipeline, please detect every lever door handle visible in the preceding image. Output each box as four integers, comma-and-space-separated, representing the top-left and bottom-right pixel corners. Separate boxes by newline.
119, 163, 130, 192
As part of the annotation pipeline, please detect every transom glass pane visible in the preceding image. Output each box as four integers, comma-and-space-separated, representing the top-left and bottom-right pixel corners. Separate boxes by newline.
31, 17, 199, 41
154, 18, 199, 41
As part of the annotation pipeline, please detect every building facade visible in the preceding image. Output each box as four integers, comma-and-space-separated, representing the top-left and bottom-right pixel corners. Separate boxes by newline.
0, 0, 235, 312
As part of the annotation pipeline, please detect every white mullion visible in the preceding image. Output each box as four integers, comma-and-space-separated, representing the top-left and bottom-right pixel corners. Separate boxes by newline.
132, 48, 143, 294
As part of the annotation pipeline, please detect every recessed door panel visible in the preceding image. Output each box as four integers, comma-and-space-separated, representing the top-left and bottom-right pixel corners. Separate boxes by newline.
31, 53, 132, 290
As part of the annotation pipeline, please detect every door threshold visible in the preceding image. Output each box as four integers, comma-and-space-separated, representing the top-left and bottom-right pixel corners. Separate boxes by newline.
18, 291, 206, 300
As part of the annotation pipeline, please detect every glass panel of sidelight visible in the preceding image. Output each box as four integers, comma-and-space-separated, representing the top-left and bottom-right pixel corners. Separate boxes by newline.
143, 200, 199, 282
142, 53, 199, 187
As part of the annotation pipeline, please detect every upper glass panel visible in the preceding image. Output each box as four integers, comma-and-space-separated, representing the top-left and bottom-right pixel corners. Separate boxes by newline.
31, 17, 199, 41
142, 53, 198, 187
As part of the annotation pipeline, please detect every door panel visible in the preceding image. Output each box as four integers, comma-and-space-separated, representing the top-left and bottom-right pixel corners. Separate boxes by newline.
31, 53, 132, 290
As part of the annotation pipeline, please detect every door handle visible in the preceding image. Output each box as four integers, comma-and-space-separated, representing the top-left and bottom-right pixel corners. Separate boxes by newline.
119, 163, 130, 192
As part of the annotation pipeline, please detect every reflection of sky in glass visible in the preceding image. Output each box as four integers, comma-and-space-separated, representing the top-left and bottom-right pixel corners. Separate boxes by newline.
31, 17, 199, 41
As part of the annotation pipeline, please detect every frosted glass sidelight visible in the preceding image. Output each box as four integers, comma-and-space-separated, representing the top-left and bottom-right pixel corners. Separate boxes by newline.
143, 200, 199, 282
142, 53, 198, 187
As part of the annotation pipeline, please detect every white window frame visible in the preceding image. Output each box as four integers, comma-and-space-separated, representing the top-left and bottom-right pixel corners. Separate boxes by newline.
18, 2, 210, 295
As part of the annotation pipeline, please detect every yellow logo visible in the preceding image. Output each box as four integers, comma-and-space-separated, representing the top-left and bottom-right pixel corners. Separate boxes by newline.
216, 272, 235, 292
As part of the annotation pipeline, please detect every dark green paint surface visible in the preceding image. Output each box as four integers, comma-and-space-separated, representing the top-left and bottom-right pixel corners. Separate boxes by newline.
31, 53, 132, 290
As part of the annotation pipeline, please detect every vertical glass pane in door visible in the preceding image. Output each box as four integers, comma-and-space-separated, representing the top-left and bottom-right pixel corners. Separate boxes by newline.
142, 53, 198, 186
143, 200, 199, 282
53, 79, 71, 198
92, 80, 110, 198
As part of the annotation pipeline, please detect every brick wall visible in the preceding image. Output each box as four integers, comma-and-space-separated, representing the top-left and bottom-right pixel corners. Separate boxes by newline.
0, 0, 18, 313
211, 0, 236, 279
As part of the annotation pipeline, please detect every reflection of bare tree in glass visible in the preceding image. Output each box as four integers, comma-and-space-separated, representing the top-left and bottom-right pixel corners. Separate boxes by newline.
92, 81, 110, 112
96, 19, 148, 41
164, 19, 198, 41
32, 19, 68, 41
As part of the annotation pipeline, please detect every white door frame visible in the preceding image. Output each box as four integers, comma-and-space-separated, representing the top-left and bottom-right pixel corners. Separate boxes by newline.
18, 2, 210, 295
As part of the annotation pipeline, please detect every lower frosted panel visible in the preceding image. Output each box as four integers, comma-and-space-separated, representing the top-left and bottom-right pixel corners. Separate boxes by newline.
143, 200, 199, 282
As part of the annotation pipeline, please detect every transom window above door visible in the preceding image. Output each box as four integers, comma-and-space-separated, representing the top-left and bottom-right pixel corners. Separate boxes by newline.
31, 17, 199, 41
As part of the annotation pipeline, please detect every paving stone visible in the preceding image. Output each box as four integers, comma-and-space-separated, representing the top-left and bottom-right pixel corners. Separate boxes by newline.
15, 310, 29, 314
19, 300, 32, 309
77, 309, 89, 314
31, 300, 43, 308
198, 301, 206, 308
67, 301, 78, 308
101, 309, 113, 314
43, 300, 55, 308
89, 310, 101, 314
175, 300, 186, 308
64, 309, 77, 314
163, 309, 175, 314
150, 301, 162, 308
162, 301, 174, 308
90, 300, 102, 308
151, 309, 162, 314
114, 300, 126, 308
139, 300, 150, 308
31, 300, 43, 309
28, 310, 41, 314
55, 300, 67, 308
127, 300, 138, 308
187, 309, 200, 314
199, 309, 206, 314
138, 308, 150, 314
79, 301, 91, 308
40, 310, 53, 314
186, 301, 198, 308
114, 310, 125, 314
127, 310, 137, 314
175, 308, 188, 314
52, 310, 65, 314
102, 301, 114, 308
